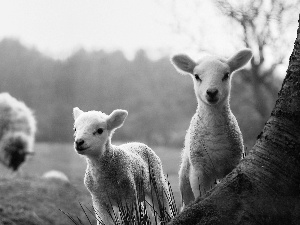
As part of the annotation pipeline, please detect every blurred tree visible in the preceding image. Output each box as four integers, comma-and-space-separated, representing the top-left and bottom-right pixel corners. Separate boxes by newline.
49, 62, 76, 142
215, 0, 299, 122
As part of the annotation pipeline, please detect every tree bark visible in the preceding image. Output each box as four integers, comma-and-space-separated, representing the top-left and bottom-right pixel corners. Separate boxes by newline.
169, 15, 300, 225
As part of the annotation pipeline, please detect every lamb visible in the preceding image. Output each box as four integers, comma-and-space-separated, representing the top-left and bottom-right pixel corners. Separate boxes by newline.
0, 92, 36, 171
72, 107, 172, 224
171, 49, 253, 208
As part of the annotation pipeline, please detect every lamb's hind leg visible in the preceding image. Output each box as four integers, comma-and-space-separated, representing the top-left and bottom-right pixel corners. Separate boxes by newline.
144, 165, 174, 222
179, 157, 194, 209
146, 182, 171, 223
92, 201, 114, 225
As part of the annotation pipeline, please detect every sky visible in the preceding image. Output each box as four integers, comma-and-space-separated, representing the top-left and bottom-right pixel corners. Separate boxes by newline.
0, 0, 234, 60
0, 0, 298, 63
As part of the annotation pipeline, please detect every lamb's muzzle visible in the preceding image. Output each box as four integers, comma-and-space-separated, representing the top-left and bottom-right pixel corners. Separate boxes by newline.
206, 88, 219, 103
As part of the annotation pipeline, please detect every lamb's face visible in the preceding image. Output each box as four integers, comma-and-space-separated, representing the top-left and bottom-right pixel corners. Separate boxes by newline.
72, 107, 128, 157
73, 111, 109, 156
171, 49, 253, 107
192, 58, 231, 105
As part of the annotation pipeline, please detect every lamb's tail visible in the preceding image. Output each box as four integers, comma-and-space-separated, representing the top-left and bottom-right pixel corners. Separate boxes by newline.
0, 132, 34, 171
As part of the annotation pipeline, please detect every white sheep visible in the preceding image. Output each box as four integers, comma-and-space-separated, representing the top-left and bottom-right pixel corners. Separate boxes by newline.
73, 107, 172, 224
171, 49, 253, 208
42, 170, 70, 183
0, 92, 36, 171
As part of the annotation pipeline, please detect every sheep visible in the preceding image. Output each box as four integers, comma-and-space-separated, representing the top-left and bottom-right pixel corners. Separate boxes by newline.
0, 92, 36, 171
42, 170, 70, 183
72, 107, 172, 224
171, 49, 253, 208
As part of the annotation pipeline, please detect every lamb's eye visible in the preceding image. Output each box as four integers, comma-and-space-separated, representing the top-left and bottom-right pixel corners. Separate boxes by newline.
194, 74, 202, 82
222, 72, 230, 81
97, 128, 103, 135
73, 127, 76, 132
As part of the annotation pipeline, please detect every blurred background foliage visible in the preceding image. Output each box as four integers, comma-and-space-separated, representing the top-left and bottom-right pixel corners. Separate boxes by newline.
1, 0, 298, 151
0, 38, 282, 149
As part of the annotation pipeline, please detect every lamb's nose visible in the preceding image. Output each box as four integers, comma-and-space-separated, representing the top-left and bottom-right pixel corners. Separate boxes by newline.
75, 139, 84, 147
207, 89, 218, 98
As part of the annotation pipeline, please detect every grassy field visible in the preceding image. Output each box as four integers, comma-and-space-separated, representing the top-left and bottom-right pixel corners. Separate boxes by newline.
0, 175, 94, 225
0, 142, 182, 224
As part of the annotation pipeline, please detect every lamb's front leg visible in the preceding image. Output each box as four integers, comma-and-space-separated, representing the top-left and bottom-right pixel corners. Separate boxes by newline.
179, 156, 194, 209
92, 199, 114, 225
189, 167, 215, 199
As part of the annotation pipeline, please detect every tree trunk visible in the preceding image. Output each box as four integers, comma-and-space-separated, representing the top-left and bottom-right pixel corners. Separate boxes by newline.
169, 15, 300, 225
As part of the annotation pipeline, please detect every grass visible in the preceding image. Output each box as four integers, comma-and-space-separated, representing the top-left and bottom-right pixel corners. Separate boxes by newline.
0, 175, 95, 225
0, 142, 181, 225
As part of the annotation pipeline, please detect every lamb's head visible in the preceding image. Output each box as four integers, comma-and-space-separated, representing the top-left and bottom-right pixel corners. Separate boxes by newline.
73, 107, 128, 156
171, 49, 252, 106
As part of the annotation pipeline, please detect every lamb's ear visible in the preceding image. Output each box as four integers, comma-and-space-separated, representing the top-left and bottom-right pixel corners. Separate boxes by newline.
171, 54, 197, 75
107, 109, 128, 130
73, 107, 84, 120
227, 49, 253, 72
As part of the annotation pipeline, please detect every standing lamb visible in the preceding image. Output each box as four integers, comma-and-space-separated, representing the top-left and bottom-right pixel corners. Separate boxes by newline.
0, 92, 36, 171
73, 107, 172, 224
171, 49, 253, 208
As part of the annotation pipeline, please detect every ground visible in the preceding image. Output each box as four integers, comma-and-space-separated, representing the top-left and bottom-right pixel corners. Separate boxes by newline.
0, 143, 181, 224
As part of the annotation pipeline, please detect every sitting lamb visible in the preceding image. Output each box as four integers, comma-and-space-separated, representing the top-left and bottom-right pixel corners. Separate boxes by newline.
73, 107, 172, 224
171, 49, 253, 208
0, 92, 36, 171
